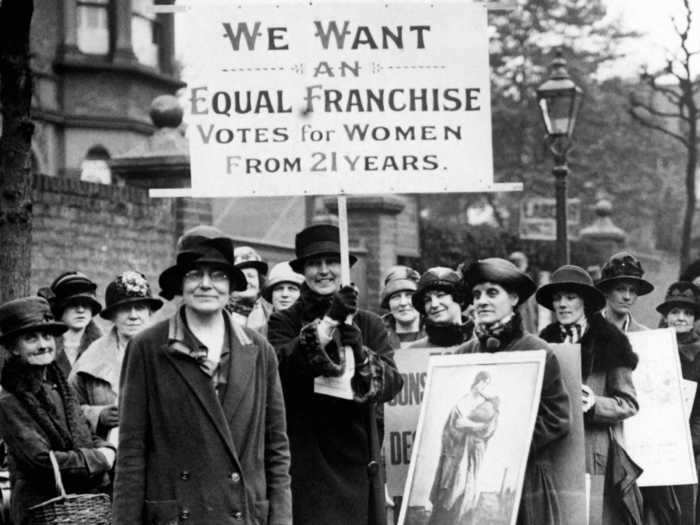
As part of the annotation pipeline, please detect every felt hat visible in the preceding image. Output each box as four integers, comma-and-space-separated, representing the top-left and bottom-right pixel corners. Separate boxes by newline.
43, 271, 102, 317
412, 267, 464, 311
289, 224, 357, 273
656, 281, 700, 317
0, 296, 67, 345
158, 225, 247, 300
100, 271, 163, 320
381, 265, 420, 310
262, 262, 304, 303
596, 252, 654, 296
234, 246, 269, 276
536, 265, 606, 312
461, 258, 536, 306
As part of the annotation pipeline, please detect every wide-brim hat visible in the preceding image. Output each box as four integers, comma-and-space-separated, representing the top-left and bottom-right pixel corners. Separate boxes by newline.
289, 224, 357, 273
596, 251, 654, 296
47, 271, 103, 317
461, 258, 536, 306
656, 281, 700, 316
262, 262, 304, 302
412, 267, 463, 311
381, 265, 421, 310
536, 265, 606, 312
100, 271, 164, 319
159, 225, 247, 300
234, 246, 269, 276
0, 296, 67, 345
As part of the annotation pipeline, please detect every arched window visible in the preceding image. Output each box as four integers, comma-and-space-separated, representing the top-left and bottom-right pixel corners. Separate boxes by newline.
77, 0, 111, 55
80, 145, 111, 184
132, 0, 160, 68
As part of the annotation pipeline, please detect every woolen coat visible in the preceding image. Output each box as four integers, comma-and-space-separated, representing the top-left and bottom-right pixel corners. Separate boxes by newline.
454, 323, 571, 525
112, 309, 291, 525
68, 327, 122, 437
267, 286, 404, 525
540, 313, 639, 524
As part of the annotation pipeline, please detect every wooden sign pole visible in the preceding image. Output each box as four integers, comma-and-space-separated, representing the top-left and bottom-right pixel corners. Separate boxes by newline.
337, 195, 351, 287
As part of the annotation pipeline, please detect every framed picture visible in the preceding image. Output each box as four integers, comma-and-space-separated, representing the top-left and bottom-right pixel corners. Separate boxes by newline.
398, 350, 546, 525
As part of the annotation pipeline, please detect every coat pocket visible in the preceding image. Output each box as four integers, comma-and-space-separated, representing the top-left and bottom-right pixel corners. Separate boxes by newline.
144, 499, 179, 525
254, 499, 270, 525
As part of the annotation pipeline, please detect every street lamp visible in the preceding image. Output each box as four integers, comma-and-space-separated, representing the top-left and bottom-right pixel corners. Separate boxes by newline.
536, 50, 583, 267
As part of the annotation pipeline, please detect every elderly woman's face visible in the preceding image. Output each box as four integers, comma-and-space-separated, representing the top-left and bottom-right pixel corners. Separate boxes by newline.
472, 282, 518, 325
552, 291, 585, 325
666, 306, 695, 334
113, 303, 152, 340
12, 330, 56, 366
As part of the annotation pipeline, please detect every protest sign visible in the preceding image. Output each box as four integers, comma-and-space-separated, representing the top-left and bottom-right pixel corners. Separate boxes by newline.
399, 351, 546, 525
625, 329, 697, 486
548, 344, 586, 525
153, 0, 523, 198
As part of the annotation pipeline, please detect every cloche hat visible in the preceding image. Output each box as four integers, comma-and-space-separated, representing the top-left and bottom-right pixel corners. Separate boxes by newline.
656, 281, 700, 317
0, 296, 67, 345
234, 246, 269, 276
100, 271, 163, 320
41, 271, 102, 317
262, 262, 304, 303
381, 265, 421, 310
596, 252, 654, 296
289, 224, 357, 273
536, 265, 606, 312
461, 258, 536, 306
412, 267, 464, 311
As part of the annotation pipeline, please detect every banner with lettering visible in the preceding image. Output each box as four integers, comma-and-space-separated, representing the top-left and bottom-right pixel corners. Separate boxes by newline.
172, 0, 509, 197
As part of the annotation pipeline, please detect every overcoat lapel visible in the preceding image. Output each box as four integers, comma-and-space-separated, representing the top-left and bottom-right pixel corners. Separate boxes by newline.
221, 329, 258, 425
163, 348, 242, 469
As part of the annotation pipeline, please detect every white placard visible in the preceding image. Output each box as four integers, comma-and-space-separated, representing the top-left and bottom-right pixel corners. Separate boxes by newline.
624, 328, 697, 486
173, 0, 508, 197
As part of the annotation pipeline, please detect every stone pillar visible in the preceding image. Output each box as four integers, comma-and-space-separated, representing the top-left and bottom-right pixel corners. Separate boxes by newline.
59, 0, 79, 57
579, 199, 627, 263
109, 95, 212, 242
324, 195, 406, 310
113, 0, 137, 63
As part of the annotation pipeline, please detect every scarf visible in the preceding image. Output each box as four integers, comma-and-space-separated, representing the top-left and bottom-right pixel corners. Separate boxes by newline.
298, 283, 335, 322
0, 356, 94, 450
424, 318, 469, 347
558, 317, 588, 344
474, 313, 524, 352
677, 330, 700, 346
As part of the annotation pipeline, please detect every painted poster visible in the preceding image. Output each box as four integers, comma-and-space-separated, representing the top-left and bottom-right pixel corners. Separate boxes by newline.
625, 328, 697, 486
384, 347, 455, 499
548, 344, 586, 525
398, 351, 546, 525
153, 0, 522, 198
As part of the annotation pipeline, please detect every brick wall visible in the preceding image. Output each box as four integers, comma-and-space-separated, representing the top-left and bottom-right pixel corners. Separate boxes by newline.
31, 174, 177, 302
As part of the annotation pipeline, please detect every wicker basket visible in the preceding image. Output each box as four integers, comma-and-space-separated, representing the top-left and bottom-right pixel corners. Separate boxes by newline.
27, 451, 111, 525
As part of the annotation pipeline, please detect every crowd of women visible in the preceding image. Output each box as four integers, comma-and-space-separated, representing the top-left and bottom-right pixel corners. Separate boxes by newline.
0, 222, 698, 525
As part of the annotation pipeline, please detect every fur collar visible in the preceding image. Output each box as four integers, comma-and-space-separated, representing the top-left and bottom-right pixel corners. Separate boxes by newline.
540, 312, 638, 376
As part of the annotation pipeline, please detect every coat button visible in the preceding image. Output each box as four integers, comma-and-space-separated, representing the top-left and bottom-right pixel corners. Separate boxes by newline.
180, 470, 190, 480
230, 472, 240, 483
233, 511, 243, 520
367, 460, 379, 476
180, 509, 190, 520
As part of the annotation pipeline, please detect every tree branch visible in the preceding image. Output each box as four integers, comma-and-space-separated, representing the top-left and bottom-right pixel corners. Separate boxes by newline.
629, 108, 690, 147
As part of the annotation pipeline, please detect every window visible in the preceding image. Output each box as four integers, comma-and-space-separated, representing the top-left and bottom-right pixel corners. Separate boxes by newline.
77, 0, 110, 55
80, 146, 111, 185
132, 0, 160, 68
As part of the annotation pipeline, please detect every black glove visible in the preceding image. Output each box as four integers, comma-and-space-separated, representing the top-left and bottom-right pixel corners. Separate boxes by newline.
340, 324, 367, 364
98, 405, 119, 429
326, 285, 359, 323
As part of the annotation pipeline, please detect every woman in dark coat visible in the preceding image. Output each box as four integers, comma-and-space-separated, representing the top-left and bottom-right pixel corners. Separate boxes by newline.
0, 297, 114, 525
657, 281, 700, 524
454, 258, 571, 525
267, 224, 404, 525
537, 265, 639, 525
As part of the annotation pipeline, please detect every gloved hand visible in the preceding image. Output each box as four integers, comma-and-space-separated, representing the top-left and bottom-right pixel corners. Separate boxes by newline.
340, 324, 367, 364
98, 405, 119, 429
326, 285, 359, 323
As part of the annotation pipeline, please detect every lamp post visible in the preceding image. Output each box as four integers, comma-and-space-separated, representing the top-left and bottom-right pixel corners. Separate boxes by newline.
536, 50, 583, 267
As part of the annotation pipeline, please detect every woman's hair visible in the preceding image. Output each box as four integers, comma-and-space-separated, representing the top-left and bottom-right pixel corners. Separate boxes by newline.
471, 370, 491, 389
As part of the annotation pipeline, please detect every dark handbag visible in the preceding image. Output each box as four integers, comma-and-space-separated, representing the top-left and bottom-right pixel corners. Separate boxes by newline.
27, 451, 111, 525
606, 428, 644, 525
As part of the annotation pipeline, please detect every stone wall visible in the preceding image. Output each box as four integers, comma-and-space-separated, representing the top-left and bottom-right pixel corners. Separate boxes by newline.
31, 174, 176, 299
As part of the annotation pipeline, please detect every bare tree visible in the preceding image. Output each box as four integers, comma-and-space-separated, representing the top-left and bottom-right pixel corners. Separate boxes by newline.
0, 0, 34, 302
630, 0, 699, 271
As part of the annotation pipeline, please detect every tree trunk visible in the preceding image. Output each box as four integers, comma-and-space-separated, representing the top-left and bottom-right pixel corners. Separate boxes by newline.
0, 0, 34, 303
680, 110, 698, 273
